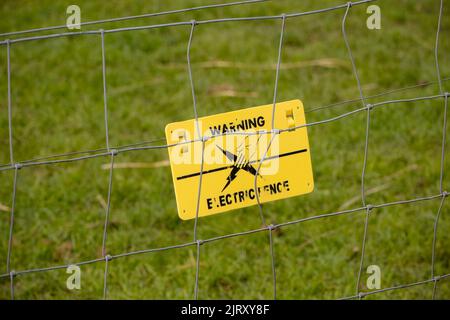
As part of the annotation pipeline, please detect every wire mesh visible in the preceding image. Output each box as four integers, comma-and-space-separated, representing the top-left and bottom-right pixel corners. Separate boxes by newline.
0, 0, 448, 300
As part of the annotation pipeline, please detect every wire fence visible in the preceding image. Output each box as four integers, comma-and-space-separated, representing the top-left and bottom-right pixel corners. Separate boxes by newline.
0, 0, 449, 300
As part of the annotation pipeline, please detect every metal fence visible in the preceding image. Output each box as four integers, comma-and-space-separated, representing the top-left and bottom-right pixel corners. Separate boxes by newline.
0, 0, 448, 300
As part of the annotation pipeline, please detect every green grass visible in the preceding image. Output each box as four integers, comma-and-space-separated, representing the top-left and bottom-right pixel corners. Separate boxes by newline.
0, 0, 449, 299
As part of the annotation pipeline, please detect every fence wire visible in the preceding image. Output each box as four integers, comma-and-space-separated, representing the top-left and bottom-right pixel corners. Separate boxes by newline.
0, 0, 449, 300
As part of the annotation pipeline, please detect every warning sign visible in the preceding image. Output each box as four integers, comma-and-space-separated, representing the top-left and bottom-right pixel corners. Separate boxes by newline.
165, 99, 314, 220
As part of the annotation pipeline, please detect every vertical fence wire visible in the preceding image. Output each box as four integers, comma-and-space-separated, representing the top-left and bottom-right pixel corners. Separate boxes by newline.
9, 270, 14, 300
101, 29, 110, 152
194, 240, 201, 300
101, 152, 116, 257
435, 0, 444, 95
186, 19, 207, 300
103, 254, 111, 299
101, 152, 116, 300
342, 2, 372, 298
6, 39, 14, 165
356, 206, 371, 297
431, 0, 447, 298
268, 225, 277, 299
100, 30, 115, 297
6, 166, 18, 275
439, 90, 448, 194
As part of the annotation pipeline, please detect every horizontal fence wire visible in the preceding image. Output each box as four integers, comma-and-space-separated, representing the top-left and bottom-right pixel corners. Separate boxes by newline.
0, 0, 269, 38
1, 0, 449, 300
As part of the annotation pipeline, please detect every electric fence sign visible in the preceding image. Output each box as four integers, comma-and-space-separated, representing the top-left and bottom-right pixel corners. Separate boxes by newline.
165, 100, 314, 220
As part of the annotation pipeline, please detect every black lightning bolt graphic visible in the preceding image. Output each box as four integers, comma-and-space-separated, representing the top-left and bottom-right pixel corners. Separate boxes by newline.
216, 145, 260, 192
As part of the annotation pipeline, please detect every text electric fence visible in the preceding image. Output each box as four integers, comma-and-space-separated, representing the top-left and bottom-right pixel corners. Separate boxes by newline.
0, 0, 449, 300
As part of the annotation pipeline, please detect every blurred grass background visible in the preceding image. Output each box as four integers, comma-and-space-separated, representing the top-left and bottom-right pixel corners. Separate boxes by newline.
0, 0, 449, 299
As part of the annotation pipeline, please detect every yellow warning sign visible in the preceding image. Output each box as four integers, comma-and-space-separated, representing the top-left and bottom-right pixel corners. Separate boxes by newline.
165, 99, 314, 220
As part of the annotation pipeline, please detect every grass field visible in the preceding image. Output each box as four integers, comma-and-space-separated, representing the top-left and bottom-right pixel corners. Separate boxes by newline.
0, 0, 449, 299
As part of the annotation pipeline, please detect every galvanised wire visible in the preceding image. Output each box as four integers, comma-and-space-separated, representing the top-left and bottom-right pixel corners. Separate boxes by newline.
1, 0, 448, 300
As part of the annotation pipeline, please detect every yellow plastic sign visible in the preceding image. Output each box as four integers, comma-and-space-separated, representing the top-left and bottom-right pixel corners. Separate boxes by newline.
165, 99, 314, 220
